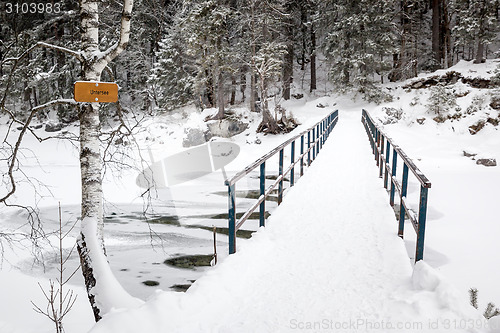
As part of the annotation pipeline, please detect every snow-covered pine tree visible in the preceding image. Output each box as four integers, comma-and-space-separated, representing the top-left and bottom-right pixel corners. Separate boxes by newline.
113, 0, 174, 114
431, 0, 453, 69
0, 2, 80, 121
452, 0, 478, 61
149, 13, 195, 112
237, 0, 289, 132
281, 0, 318, 96
282, 0, 296, 101
180, 0, 233, 119
452, 0, 498, 63
391, 0, 433, 80
320, 0, 396, 92
426, 84, 457, 116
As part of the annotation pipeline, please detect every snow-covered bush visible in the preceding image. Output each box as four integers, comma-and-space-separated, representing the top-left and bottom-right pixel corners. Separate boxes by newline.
409, 95, 421, 107
359, 83, 393, 104
381, 107, 403, 124
466, 95, 486, 115
426, 84, 457, 115
490, 89, 500, 110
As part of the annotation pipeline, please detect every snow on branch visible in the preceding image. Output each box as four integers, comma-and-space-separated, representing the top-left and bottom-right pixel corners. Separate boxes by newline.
35, 42, 83, 62
32, 99, 78, 112
2, 42, 82, 65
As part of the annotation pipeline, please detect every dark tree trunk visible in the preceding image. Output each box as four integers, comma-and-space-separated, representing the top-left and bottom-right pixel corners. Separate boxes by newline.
257, 105, 280, 134
432, 0, 442, 69
206, 70, 215, 108
240, 70, 246, 103
443, 1, 452, 67
250, 73, 257, 112
283, 40, 293, 100
343, 34, 351, 85
389, 53, 401, 82
310, 23, 316, 93
230, 75, 236, 105
394, 0, 411, 80
474, 42, 485, 64
300, 4, 307, 71
213, 72, 225, 119
474, 0, 486, 64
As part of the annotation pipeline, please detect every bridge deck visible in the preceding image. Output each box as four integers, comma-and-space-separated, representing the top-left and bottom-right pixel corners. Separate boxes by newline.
91, 111, 479, 333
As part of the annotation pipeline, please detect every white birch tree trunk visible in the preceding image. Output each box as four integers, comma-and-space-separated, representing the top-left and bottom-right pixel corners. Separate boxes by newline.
76, 0, 141, 322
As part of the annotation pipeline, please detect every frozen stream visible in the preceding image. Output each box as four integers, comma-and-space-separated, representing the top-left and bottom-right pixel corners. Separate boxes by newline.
10, 170, 282, 300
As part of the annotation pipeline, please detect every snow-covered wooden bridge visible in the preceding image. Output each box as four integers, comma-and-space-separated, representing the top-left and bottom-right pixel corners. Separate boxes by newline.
90, 110, 480, 333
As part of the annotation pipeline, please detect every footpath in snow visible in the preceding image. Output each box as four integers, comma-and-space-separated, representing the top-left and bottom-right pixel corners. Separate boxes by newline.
90, 110, 481, 333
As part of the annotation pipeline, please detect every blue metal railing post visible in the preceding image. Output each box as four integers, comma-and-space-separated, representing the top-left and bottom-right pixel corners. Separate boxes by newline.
398, 163, 409, 238
316, 124, 320, 155
324, 118, 327, 140
379, 135, 384, 178
228, 184, 236, 254
415, 186, 429, 261
384, 141, 390, 189
290, 141, 295, 186
329, 115, 333, 135
312, 128, 316, 161
259, 162, 266, 227
390, 148, 398, 206
278, 148, 284, 205
300, 135, 304, 176
324, 118, 327, 138
307, 130, 311, 166
319, 122, 323, 149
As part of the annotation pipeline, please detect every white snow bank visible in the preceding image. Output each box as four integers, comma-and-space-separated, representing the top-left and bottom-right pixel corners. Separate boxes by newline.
0, 266, 94, 333
412, 261, 483, 323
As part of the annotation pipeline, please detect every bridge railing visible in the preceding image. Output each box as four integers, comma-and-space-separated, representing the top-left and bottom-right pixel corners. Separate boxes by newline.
361, 109, 431, 262
224, 110, 339, 254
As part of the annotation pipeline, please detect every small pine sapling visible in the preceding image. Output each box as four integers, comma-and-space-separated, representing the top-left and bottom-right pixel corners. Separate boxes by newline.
484, 303, 500, 320
469, 288, 479, 309
427, 84, 457, 116
468, 287, 500, 320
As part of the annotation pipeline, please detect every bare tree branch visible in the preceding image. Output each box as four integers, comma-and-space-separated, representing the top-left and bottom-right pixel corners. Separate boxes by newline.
102, 0, 134, 63
0, 108, 39, 204
1, 98, 78, 204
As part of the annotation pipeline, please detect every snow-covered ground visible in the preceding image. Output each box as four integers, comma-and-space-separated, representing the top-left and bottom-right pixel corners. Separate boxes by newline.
1, 60, 499, 332
370, 60, 500, 311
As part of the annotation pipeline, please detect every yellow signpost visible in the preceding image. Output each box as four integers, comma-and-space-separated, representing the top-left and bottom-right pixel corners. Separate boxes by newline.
74, 81, 118, 103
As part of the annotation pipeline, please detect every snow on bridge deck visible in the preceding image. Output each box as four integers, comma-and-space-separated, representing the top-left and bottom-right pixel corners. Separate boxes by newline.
91, 111, 481, 333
